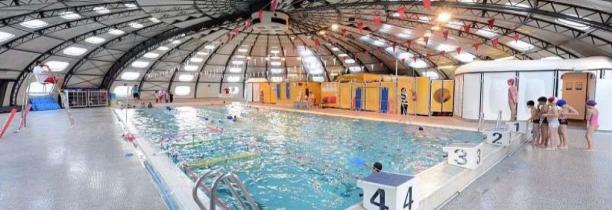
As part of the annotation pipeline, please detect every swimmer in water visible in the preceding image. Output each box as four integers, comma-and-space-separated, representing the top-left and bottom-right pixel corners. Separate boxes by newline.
414, 126, 426, 138
372, 162, 382, 173
165, 106, 172, 111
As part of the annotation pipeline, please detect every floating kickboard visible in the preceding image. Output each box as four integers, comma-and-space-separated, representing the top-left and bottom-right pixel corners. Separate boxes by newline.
188, 152, 261, 169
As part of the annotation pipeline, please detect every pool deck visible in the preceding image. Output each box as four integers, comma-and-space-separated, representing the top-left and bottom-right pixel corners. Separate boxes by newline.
1, 102, 610, 210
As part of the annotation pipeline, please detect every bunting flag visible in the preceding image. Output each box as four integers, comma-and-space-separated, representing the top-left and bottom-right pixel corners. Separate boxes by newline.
413, 56, 418, 62
271, 0, 277, 12
423, 0, 431, 10
443, 30, 449, 40
488, 18, 495, 29
341, 28, 348, 37
258, 9, 264, 21
512, 32, 520, 42
463, 23, 471, 33
379, 62, 384, 68
313, 38, 320, 47
392, 43, 397, 52
357, 21, 364, 32
491, 38, 499, 46
456, 47, 462, 54
423, 36, 429, 45
472, 42, 481, 51
440, 50, 446, 56
426, 53, 432, 60
374, 15, 382, 25
397, 5, 406, 18
405, 40, 412, 48
245, 19, 252, 27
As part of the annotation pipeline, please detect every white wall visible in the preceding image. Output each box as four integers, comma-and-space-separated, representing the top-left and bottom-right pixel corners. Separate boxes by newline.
518, 72, 555, 121
595, 79, 612, 131
196, 83, 220, 98
482, 72, 515, 121
462, 74, 481, 120
605, 70, 612, 79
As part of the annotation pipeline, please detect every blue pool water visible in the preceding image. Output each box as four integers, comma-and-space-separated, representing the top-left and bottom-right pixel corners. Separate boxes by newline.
127, 103, 483, 210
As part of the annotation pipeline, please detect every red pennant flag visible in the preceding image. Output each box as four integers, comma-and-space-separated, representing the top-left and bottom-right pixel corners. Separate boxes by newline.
313, 38, 320, 47
512, 32, 520, 42
456, 47, 462, 54
491, 38, 499, 46
405, 40, 412, 48
357, 21, 364, 33
398, 5, 406, 18
426, 53, 432, 60
443, 30, 449, 40
423, 36, 429, 45
379, 62, 384, 68
473, 42, 481, 51
488, 18, 495, 29
374, 15, 382, 25
423, 0, 431, 10
245, 19, 252, 27
271, 0, 277, 12
258, 9, 264, 21
413, 56, 418, 62
463, 23, 471, 33
392, 43, 397, 52
341, 28, 348, 37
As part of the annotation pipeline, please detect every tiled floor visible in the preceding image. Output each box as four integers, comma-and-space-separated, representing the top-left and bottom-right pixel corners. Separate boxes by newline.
0, 108, 167, 210
441, 129, 612, 210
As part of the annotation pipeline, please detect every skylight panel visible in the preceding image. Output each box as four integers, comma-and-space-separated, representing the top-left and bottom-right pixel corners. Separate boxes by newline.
131, 60, 150, 68
20, 19, 48, 29
84, 36, 105, 44
60, 11, 81, 20
62, 46, 87, 56
120, 72, 140, 80
178, 74, 194, 81
46, 61, 70, 72
0, 31, 15, 42
93, 7, 110, 14
108, 29, 125, 35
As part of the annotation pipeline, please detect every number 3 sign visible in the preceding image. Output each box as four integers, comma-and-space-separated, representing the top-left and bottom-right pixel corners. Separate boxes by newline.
483, 128, 511, 146
442, 143, 484, 170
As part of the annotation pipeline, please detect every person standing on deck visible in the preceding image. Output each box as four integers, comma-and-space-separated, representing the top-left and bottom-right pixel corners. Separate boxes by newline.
507, 79, 518, 121
400, 88, 408, 116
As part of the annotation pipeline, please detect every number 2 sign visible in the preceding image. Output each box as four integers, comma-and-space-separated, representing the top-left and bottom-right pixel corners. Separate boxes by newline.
484, 128, 511, 146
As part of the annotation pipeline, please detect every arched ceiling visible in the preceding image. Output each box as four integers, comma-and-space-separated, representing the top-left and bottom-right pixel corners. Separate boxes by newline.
1, 0, 611, 104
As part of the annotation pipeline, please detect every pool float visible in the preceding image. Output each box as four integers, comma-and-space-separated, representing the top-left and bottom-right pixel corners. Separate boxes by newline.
188, 151, 261, 169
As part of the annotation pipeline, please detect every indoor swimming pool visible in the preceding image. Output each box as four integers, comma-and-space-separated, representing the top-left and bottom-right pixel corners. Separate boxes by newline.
127, 104, 484, 210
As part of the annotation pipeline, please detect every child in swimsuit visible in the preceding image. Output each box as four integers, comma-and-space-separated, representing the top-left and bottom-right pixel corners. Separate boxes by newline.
536, 97, 549, 146
542, 97, 560, 150
527, 100, 540, 144
585, 100, 599, 151
557, 99, 579, 149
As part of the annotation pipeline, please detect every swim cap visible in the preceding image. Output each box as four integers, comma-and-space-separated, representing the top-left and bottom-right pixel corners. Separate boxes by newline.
586, 100, 597, 106
547, 96, 556, 103
507, 78, 515, 85
537, 96, 547, 102
556, 99, 567, 107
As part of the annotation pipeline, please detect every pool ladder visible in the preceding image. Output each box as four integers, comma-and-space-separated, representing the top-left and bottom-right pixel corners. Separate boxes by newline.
193, 169, 259, 210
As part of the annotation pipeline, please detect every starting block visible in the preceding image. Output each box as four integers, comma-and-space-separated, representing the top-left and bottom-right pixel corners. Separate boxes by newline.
483, 127, 511, 146
442, 143, 483, 170
357, 172, 418, 210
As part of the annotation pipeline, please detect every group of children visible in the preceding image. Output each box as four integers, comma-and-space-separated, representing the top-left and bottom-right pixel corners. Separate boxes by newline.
527, 97, 599, 151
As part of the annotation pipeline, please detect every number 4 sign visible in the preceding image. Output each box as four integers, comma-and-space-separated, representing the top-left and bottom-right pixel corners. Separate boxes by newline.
483, 128, 511, 146
357, 172, 419, 210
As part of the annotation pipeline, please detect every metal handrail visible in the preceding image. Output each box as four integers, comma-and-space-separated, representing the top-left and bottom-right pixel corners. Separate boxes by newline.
210, 172, 259, 210
193, 169, 224, 210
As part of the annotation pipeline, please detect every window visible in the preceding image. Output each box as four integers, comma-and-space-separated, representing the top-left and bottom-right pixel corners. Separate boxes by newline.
0, 31, 14, 42
62, 46, 87, 56
184, 64, 198, 71
60, 11, 81, 20
129, 22, 144, 29
120, 72, 140, 80
143, 52, 159, 58
93, 7, 110, 14
20, 19, 48, 29
131, 60, 149, 68
178, 74, 194, 81
28, 82, 54, 95
85, 36, 105, 44
174, 86, 191, 96
46, 61, 70, 72
108, 29, 125, 35
113, 86, 132, 97
227, 76, 241, 82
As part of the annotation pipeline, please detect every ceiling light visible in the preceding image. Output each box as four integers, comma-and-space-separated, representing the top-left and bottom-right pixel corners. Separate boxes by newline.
129, 22, 144, 29
184, 64, 198, 71
46, 61, 70, 72
131, 60, 149, 68
121, 72, 140, 80
62, 46, 87, 56
60, 11, 81, 20
437, 13, 452, 23
436, 44, 457, 52
397, 32, 411, 39
143, 52, 159, 58
149, 17, 161, 23
0, 31, 15, 42
270, 68, 283, 74
174, 86, 191, 95
178, 74, 194, 81
108, 29, 125, 35
20, 19, 48, 29
84, 36, 105, 44
331, 24, 339, 31
196, 51, 209, 56
93, 7, 110, 14
157, 46, 169, 51
229, 67, 242, 73
270, 61, 282, 66
338, 53, 348, 57
190, 57, 203, 63
238, 48, 248, 53
331, 47, 340, 51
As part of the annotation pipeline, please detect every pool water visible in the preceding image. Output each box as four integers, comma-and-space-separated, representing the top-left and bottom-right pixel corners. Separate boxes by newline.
127, 103, 483, 210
